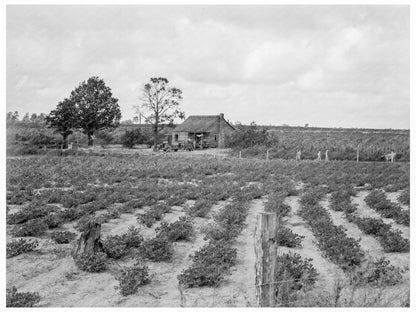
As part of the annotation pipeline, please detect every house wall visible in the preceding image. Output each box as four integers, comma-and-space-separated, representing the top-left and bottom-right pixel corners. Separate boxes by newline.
172, 132, 188, 143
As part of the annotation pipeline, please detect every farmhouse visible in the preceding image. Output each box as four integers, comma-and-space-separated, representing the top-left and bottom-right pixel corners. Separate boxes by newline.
172, 113, 235, 148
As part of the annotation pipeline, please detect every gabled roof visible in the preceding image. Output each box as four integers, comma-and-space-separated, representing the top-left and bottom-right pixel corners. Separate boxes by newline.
173, 115, 221, 132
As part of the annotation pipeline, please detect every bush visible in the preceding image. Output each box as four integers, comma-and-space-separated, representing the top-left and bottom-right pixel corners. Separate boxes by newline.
155, 217, 194, 241
397, 188, 410, 205
51, 231, 76, 244
6, 286, 40, 307
122, 226, 144, 248
350, 257, 402, 286
102, 235, 129, 259
354, 217, 391, 236
7, 203, 54, 225
379, 230, 410, 253
139, 236, 174, 262
264, 193, 291, 217
6, 239, 39, 258
276, 227, 304, 248
186, 198, 214, 218
121, 129, 145, 148
177, 241, 237, 288
115, 260, 151, 296
137, 204, 169, 227
42, 213, 65, 228
73, 252, 107, 272
103, 227, 143, 259
11, 218, 48, 237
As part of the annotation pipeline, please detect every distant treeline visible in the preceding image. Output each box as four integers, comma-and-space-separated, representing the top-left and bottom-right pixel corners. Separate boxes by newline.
226, 123, 410, 162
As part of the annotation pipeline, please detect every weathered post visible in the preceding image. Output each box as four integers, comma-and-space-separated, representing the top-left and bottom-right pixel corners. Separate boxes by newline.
266, 150, 269, 161
239, 151, 242, 159
254, 213, 278, 307
356, 146, 359, 162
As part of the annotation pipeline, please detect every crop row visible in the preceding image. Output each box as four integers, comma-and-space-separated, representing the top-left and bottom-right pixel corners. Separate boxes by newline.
329, 188, 409, 253
364, 190, 409, 226
298, 189, 365, 271
7, 154, 409, 199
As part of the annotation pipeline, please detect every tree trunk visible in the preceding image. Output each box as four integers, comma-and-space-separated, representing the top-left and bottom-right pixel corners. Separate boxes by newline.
88, 133, 94, 146
62, 133, 68, 149
73, 221, 103, 256
153, 120, 159, 151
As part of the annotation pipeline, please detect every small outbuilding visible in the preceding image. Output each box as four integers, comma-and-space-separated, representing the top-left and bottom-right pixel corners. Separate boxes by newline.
172, 113, 235, 148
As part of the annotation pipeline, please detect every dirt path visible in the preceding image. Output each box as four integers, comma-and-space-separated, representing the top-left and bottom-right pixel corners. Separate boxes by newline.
178, 198, 264, 307
352, 191, 409, 240
385, 191, 409, 211
283, 196, 345, 292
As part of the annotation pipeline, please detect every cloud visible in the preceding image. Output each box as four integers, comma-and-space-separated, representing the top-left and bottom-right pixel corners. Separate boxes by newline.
6, 5, 410, 128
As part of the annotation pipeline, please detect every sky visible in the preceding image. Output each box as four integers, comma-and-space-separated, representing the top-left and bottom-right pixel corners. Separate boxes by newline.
6, 5, 410, 129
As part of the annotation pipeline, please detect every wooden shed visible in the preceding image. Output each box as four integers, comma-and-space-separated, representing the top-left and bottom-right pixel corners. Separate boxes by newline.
172, 113, 235, 148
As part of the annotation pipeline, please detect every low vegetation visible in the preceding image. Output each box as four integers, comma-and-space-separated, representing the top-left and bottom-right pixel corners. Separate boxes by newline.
6, 286, 41, 307
6, 239, 39, 258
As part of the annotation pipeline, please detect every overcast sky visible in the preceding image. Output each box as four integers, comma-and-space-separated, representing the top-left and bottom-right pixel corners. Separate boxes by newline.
7, 5, 409, 128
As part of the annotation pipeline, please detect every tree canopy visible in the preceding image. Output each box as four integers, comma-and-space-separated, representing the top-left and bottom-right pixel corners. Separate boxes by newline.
45, 98, 77, 148
138, 77, 185, 150
46, 76, 121, 147
69, 76, 121, 146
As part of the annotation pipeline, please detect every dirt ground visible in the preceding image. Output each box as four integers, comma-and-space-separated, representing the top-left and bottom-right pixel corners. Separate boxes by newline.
6, 188, 410, 307
6, 198, 259, 307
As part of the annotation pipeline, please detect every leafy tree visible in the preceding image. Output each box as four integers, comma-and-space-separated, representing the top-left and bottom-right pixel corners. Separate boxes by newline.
121, 129, 144, 148
22, 113, 30, 123
138, 77, 185, 151
46, 98, 77, 149
30, 113, 38, 122
7, 111, 19, 122
69, 76, 121, 146
227, 122, 271, 148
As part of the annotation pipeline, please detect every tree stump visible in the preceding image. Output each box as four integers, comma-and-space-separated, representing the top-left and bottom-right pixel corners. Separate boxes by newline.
72, 221, 103, 256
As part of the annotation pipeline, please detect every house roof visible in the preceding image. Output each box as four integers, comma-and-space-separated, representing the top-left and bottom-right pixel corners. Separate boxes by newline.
173, 115, 235, 133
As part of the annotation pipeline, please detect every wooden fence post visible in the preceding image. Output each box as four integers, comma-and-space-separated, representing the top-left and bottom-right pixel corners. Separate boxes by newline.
239, 151, 242, 159
266, 150, 269, 161
255, 213, 278, 307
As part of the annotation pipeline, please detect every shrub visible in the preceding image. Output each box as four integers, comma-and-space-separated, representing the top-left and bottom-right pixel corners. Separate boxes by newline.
276, 227, 304, 248
73, 252, 107, 272
273, 253, 318, 305
6, 239, 38, 258
121, 129, 145, 148
11, 218, 48, 237
177, 241, 237, 288
7, 203, 54, 225
122, 226, 144, 248
6, 286, 40, 307
379, 230, 410, 253
103, 227, 143, 259
264, 193, 291, 217
102, 235, 129, 259
51, 231, 76, 244
42, 213, 65, 228
139, 236, 174, 262
137, 204, 168, 227
186, 198, 214, 218
397, 188, 410, 205
177, 264, 225, 288
350, 257, 402, 286
115, 260, 151, 296
155, 217, 194, 241
354, 217, 391, 236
